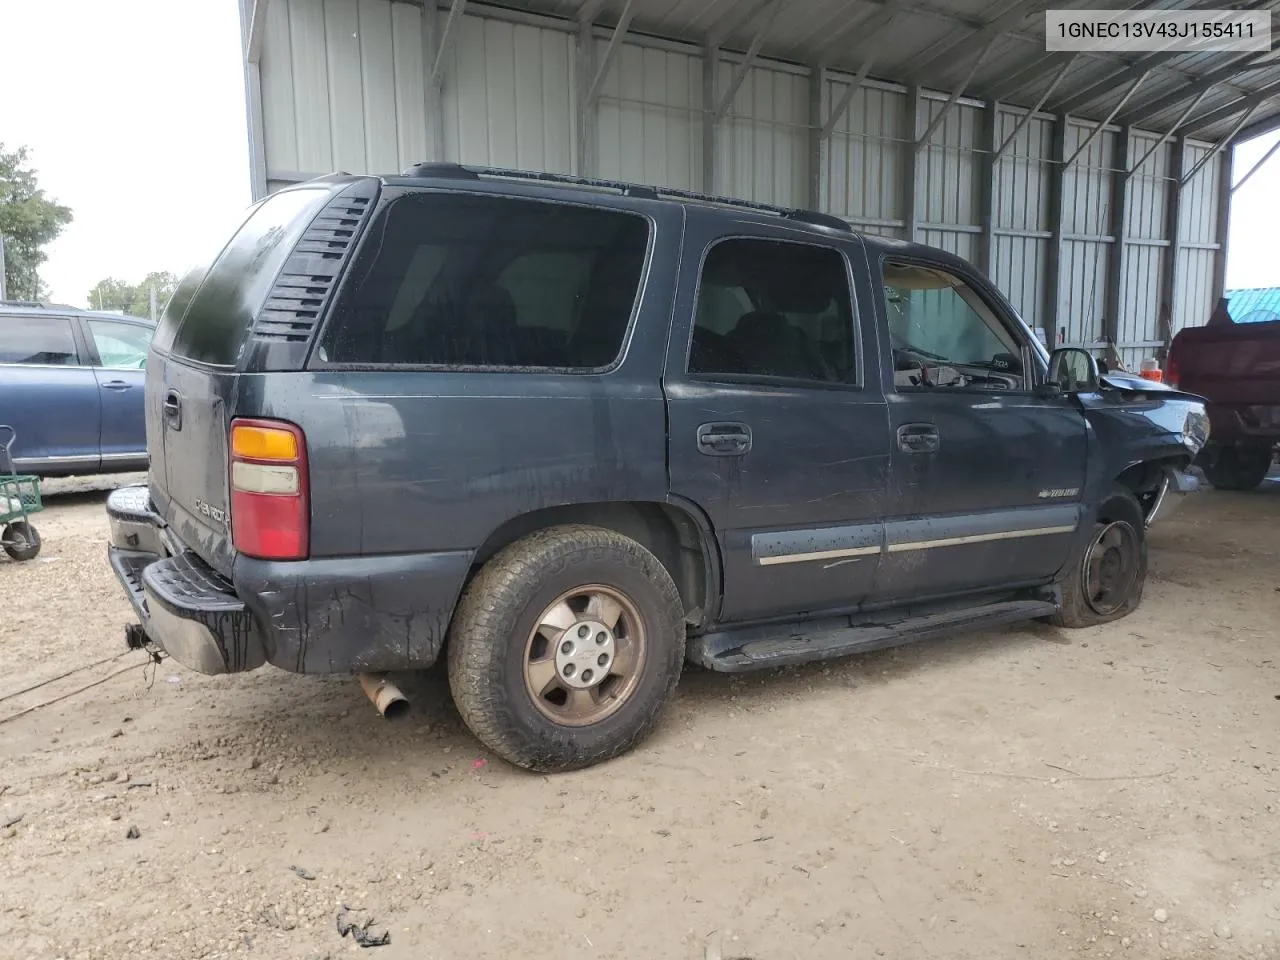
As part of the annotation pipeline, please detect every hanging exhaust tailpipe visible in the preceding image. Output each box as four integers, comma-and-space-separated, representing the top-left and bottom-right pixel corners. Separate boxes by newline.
358, 673, 409, 720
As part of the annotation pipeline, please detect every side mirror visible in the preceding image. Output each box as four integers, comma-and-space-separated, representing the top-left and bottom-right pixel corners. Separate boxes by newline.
1046, 347, 1100, 394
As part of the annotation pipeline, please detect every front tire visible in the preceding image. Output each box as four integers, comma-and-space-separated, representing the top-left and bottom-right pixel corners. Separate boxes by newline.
446, 524, 685, 772
1050, 489, 1147, 628
1203, 443, 1273, 491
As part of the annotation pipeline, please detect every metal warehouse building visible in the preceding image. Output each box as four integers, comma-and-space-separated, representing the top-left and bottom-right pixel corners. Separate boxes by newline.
236, 0, 1280, 370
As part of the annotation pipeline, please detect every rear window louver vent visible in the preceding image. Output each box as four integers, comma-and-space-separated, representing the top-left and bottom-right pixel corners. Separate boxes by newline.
252, 190, 374, 344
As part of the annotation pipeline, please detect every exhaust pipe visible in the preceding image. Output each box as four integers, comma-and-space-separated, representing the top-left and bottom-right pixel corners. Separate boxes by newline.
358, 673, 409, 720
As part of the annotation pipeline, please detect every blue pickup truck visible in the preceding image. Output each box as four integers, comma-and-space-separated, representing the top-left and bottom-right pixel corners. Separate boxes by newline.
0, 302, 155, 476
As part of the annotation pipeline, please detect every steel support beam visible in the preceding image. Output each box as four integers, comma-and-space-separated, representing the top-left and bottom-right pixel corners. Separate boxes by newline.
902, 85, 920, 243
808, 65, 825, 210
585, 0, 636, 107
576, 16, 597, 176
1061, 72, 1149, 170
822, 54, 882, 139
239, 0, 269, 198
703, 44, 719, 194
1124, 90, 1210, 180
1182, 104, 1260, 185
1185, 79, 1280, 135
1212, 146, 1235, 304
714, 0, 783, 120
1232, 136, 1280, 193
992, 56, 1076, 160
910, 0, 1043, 79
423, 1, 444, 161
1055, 52, 1186, 118
915, 37, 998, 151
246, 0, 269, 63
813, 5, 893, 63
1156, 136, 1184, 358
978, 101, 998, 275
1102, 125, 1130, 357
1119, 52, 1276, 124
430, 0, 469, 87
1042, 117, 1067, 345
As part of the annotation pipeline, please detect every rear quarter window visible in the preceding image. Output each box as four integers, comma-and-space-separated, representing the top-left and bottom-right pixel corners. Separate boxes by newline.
318, 192, 650, 370
155, 187, 332, 367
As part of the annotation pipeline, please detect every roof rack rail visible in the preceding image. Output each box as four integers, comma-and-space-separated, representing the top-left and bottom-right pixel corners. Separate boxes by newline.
400, 163, 854, 234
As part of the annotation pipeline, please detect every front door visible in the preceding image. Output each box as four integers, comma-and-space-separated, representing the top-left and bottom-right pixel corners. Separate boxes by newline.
664, 215, 891, 625
868, 254, 1087, 604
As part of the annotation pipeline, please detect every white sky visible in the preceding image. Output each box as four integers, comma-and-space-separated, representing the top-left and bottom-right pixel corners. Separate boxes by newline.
0, 0, 1276, 308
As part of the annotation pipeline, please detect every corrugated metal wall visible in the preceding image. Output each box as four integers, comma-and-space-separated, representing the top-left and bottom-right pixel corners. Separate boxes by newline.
251, 0, 1229, 359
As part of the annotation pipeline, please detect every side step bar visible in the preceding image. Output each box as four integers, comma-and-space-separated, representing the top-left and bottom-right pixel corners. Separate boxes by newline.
688, 599, 1057, 673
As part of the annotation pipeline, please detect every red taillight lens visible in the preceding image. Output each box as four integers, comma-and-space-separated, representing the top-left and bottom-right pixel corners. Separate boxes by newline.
229, 418, 309, 560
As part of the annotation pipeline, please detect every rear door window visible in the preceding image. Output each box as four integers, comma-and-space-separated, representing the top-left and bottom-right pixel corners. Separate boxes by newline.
87, 320, 153, 368
0, 317, 80, 366
688, 238, 857, 384
158, 186, 331, 367
319, 193, 650, 370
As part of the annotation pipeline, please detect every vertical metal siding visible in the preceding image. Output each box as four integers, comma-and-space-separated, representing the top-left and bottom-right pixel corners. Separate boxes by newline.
992, 111, 1052, 326
824, 81, 904, 233
993, 235, 1045, 324
918, 97, 980, 258
596, 44, 702, 189
1125, 134, 1168, 240
1175, 142, 1222, 330
717, 59, 809, 206
259, 0, 429, 183
289, 0, 334, 173
441, 16, 576, 173
391, 2, 428, 171
1057, 122, 1116, 345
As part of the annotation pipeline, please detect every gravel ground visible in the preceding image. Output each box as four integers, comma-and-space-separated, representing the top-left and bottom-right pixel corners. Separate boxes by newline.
1, 472, 1278, 960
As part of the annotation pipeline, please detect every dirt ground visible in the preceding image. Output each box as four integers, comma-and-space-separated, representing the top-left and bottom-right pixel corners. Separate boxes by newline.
1, 474, 1278, 960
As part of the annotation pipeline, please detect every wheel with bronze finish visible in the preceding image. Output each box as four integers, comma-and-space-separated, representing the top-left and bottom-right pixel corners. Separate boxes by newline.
446, 524, 685, 772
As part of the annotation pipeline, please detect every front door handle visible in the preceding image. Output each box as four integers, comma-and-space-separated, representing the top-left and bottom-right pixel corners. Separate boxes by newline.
897, 423, 939, 454
100, 380, 132, 391
697, 422, 752, 457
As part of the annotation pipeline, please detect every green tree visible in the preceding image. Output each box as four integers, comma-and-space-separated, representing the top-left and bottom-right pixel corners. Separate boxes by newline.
0, 144, 73, 301
87, 271, 179, 318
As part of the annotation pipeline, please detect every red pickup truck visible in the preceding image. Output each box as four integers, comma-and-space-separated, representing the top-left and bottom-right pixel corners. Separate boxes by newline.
1167, 297, 1280, 490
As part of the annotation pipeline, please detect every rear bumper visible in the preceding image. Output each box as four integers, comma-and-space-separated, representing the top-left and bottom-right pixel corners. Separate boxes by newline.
105, 485, 472, 676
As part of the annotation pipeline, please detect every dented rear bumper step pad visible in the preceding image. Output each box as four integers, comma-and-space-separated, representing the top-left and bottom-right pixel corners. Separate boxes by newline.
104, 485, 473, 676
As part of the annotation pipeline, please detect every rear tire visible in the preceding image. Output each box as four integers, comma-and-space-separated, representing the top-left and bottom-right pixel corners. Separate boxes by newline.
1050, 488, 1146, 628
446, 524, 685, 773
3, 521, 41, 562
1203, 444, 1273, 491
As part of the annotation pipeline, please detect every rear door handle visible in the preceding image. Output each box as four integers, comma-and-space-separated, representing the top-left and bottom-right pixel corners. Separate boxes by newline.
101, 380, 132, 391
897, 423, 940, 454
163, 389, 182, 430
697, 422, 752, 456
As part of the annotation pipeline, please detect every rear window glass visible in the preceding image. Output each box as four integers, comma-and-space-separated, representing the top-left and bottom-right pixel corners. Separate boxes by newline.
159, 187, 331, 366
0, 317, 79, 365
318, 193, 650, 369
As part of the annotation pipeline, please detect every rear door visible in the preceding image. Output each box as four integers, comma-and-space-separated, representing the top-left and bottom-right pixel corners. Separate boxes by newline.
663, 211, 891, 625
148, 185, 337, 572
82, 317, 154, 465
869, 253, 1087, 604
0, 314, 101, 472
